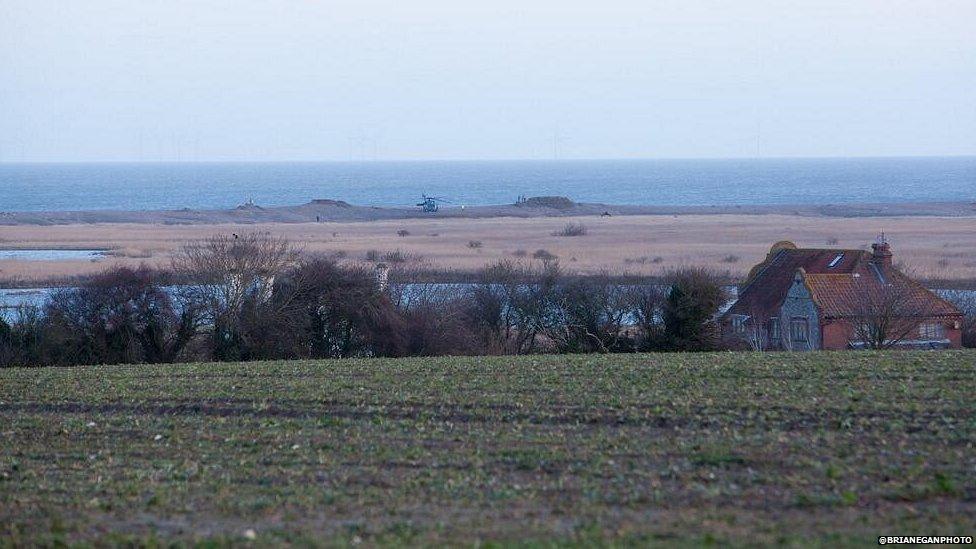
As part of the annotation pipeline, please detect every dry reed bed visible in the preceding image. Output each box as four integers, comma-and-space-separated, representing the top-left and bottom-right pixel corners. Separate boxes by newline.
1, 214, 974, 284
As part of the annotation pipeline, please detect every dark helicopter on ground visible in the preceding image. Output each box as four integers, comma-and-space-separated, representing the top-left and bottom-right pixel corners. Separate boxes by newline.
416, 194, 451, 213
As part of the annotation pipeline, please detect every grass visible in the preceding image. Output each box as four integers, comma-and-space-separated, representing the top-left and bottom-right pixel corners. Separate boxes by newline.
1, 351, 975, 546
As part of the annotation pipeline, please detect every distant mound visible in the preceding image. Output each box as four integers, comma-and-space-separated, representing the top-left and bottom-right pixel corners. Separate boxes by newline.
519, 196, 575, 210
309, 199, 352, 208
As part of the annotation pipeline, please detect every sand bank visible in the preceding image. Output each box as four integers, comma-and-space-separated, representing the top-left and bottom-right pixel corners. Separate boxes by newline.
1, 197, 974, 226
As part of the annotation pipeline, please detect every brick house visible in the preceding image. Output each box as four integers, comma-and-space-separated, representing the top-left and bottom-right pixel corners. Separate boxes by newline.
724, 240, 963, 350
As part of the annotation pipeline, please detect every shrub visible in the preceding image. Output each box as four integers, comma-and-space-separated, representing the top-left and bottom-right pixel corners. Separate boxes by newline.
396, 285, 479, 356
0, 306, 47, 368
553, 223, 587, 237
44, 266, 201, 365
383, 249, 421, 264
512, 249, 528, 258
532, 249, 558, 261
964, 318, 976, 349
468, 240, 483, 249
625, 256, 664, 265
721, 255, 740, 264
0, 240, 752, 367
826, 237, 840, 245
397, 229, 410, 237
384, 250, 407, 263
271, 259, 405, 359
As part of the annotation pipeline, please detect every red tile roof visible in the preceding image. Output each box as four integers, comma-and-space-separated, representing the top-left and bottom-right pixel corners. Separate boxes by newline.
801, 274, 861, 316
726, 243, 961, 320
804, 269, 961, 319
727, 246, 865, 317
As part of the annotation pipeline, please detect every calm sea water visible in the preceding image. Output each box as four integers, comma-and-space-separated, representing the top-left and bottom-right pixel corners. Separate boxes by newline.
0, 250, 105, 261
1, 157, 974, 212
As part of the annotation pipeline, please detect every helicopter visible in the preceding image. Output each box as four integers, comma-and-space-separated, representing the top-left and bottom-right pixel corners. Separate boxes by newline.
416, 194, 451, 213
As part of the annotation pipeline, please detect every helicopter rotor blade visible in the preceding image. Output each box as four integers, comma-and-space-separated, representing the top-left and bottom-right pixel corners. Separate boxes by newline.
417, 195, 452, 205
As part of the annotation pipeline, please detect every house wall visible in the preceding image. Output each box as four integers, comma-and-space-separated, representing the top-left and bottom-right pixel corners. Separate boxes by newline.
827, 318, 962, 350
948, 326, 962, 349
779, 273, 821, 351
821, 320, 852, 350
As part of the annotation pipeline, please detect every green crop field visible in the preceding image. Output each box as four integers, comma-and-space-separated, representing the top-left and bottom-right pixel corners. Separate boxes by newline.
1, 352, 974, 547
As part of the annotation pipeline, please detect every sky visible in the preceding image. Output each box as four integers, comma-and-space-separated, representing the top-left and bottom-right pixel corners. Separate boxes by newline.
1, 0, 974, 161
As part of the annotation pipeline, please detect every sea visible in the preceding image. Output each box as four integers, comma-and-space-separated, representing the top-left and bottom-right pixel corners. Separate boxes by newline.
1, 156, 974, 212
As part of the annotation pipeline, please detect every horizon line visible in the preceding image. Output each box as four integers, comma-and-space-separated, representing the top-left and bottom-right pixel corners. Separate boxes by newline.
2, 153, 976, 165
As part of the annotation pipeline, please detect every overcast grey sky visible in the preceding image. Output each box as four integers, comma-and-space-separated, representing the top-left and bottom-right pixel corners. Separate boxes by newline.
1, 0, 974, 161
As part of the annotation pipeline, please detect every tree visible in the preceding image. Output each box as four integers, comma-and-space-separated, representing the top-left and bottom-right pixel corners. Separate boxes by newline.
467, 260, 560, 354
624, 283, 667, 351
777, 315, 810, 352
947, 292, 976, 348
840, 272, 942, 350
171, 233, 299, 360
544, 272, 633, 353
726, 306, 774, 352
662, 268, 727, 351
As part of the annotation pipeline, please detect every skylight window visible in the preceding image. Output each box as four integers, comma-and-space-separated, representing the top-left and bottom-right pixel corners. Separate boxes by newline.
827, 253, 844, 268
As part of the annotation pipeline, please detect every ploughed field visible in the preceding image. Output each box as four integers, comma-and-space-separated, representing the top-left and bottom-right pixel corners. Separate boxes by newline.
1, 352, 974, 546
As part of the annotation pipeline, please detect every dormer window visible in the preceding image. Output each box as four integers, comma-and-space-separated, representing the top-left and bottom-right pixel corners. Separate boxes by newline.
827, 253, 844, 268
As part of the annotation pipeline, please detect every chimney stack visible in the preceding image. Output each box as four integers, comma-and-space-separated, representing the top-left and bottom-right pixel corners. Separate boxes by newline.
871, 235, 892, 269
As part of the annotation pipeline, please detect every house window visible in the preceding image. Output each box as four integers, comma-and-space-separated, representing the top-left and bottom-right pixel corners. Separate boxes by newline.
919, 323, 944, 340
769, 318, 781, 340
731, 315, 748, 334
790, 317, 809, 342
